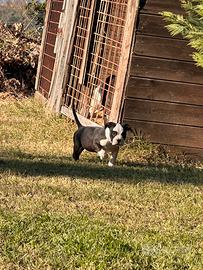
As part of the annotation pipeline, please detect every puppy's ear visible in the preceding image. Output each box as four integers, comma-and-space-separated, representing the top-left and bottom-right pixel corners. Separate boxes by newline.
123, 123, 131, 131
123, 124, 134, 134
105, 122, 110, 129
104, 122, 114, 129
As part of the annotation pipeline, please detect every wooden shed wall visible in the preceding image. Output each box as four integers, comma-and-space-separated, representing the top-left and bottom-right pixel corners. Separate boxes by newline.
37, 0, 64, 99
123, 0, 203, 159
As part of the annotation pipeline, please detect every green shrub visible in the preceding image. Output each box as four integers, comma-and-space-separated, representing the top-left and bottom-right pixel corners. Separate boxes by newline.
161, 0, 203, 67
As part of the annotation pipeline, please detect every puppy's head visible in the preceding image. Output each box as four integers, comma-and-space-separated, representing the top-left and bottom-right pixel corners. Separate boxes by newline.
104, 122, 132, 146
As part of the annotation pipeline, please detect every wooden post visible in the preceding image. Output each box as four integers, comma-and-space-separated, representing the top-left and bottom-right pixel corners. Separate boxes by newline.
78, 0, 96, 84
109, 0, 139, 122
35, 0, 52, 95
47, 0, 79, 113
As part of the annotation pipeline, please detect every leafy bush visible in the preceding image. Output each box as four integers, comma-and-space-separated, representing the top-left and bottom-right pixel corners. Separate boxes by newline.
0, 0, 45, 96
161, 0, 203, 67
0, 22, 40, 96
0, 0, 45, 40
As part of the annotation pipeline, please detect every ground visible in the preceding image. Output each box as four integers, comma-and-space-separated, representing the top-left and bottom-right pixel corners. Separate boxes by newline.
0, 98, 203, 270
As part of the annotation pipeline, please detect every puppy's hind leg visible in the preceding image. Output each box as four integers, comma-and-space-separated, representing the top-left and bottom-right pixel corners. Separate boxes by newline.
73, 140, 84, 161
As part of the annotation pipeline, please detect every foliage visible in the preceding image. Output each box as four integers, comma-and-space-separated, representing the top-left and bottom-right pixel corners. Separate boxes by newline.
0, 0, 25, 25
0, 1, 44, 96
26, 0, 46, 33
0, 0, 45, 40
0, 22, 40, 96
161, 0, 203, 67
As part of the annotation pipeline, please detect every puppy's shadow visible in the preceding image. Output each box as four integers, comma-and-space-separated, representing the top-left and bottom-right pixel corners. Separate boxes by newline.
0, 151, 202, 185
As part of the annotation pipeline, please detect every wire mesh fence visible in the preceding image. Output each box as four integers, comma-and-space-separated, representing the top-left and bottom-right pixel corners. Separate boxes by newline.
64, 0, 128, 125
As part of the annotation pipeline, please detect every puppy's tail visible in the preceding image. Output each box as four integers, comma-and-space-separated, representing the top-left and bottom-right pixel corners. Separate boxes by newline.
72, 102, 82, 128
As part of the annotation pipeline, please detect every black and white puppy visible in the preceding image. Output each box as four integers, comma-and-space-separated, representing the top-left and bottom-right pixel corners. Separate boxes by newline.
72, 104, 131, 166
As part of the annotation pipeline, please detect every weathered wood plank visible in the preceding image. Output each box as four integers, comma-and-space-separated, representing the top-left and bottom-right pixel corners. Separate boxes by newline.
123, 0, 203, 157
46, 32, 57, 45
34, 90, 48, 103
137, 14, 181, 38
79, 0, 96, 84
48, 21, 59, 34
110, 0, 139, 122
35, 0, 52, 92
40, 77, 51, 92
39, 87, 49, 99
123, 119, 203, 149
124, 98, 203, 127
140, 0, 183, 14
44, 43, 55, 57
41, 66, 53, 81
130, 55, 203, 84
47, 0, 80, 113
134, 35, 193, 61
51, 1, 63, 12
49, 10, 61, 23
126, 77, 203, 106
165, 145, 203, 161
43, 54, 55, 70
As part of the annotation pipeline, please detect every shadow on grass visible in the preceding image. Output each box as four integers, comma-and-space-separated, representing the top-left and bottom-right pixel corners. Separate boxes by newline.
0, 151, 202, 185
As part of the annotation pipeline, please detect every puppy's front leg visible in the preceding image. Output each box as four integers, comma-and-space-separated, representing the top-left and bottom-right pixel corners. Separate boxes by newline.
97, 149, 106, 160
108, 150, 118, 167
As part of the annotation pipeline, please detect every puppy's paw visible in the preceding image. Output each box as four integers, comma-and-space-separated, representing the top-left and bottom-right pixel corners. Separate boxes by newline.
97, 149, 106, 160
108, 161, 114, 167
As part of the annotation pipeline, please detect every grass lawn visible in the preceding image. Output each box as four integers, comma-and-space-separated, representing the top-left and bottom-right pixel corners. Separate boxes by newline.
0, 98, 203, 270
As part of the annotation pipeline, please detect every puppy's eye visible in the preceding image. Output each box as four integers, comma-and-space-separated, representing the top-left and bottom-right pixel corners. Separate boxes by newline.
112, 131, 117, 137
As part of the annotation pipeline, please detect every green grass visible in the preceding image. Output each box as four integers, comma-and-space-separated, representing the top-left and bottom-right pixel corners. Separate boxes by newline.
0, 98, 203, 270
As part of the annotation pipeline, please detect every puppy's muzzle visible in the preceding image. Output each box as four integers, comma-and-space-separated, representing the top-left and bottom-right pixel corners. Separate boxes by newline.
112, 138, 124, 146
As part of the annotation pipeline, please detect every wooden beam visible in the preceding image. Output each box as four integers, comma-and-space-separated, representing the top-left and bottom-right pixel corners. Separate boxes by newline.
34, 90, 48, 104
109, 0, 139, 122
35, 0, 52, 92
47, 0, 79, 113
78, 0, 96, 84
